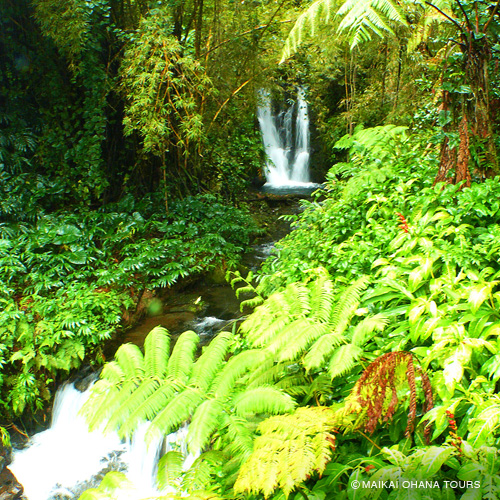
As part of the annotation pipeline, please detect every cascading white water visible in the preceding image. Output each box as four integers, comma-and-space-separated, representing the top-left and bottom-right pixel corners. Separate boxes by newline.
257, 88, 314, 187
10, 382, 197, 500
10, 382, 124, 500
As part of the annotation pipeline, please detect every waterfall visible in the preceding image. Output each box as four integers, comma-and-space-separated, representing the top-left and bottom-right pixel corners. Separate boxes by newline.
257, 88, 314, 187
10, 382, 197, 500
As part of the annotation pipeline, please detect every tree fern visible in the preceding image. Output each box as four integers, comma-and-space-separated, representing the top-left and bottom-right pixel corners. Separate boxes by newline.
234, 407, 336, 498
240, 272, 377, 380
281, 0, 407, 62
82, 326, 295, 460
336, 0, 407, 48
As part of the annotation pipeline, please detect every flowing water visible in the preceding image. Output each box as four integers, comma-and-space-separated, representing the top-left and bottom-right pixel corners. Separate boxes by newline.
10, 382, 197, 500
257, 88, 319, 189
10, 95, 322, 498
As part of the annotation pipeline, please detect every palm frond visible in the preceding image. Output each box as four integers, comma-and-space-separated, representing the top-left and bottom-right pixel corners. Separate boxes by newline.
144, 326, 170, 378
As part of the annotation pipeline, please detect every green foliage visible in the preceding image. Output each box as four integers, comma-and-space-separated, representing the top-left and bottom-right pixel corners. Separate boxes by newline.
0, 193, 257, 417
234, 407, 337, 498
82, 327, 295, 456
121, 10, 212, 167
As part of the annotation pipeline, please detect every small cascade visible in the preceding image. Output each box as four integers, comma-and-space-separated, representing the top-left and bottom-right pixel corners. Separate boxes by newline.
257, 88, 315, 188
10, 382, 124, 500
10, 382, 197, 500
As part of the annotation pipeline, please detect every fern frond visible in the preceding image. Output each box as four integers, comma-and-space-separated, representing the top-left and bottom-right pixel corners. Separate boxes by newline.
233, 387, 295, 417
336, 0, 407, 49
106, 378, 161, 434
212, 349, 268, 399
148, 387, 205, 442
351, 313, 389, 346
331, 275, 370, 334
303, 332, 346, 371
280, 0, 333, 63
271, 319, 330, 361
100, 361, 125, 384
144, 326, 170, 378
188, 399, 225, 453
328, 344, 363, 379
246, 360, 290, 388
191, 331, 233, 391
285, 282, 311, 317
234, 407, 336, 498
157, 450, 184, 491
86, 380, 137, 431
221, 414, 255, 463
80, 379, 119, 430
119, 382, 183, 438
182, 451, 225, 493
115, 343, 145, 379
309, 275, 335, 323
167, 330, 199, 383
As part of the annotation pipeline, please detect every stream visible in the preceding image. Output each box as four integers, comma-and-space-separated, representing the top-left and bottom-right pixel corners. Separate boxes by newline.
9, 195, 304, 500
9, 88, 322, 500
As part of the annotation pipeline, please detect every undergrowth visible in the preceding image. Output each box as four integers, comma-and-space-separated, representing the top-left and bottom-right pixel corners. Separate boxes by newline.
0, 194, 258, 418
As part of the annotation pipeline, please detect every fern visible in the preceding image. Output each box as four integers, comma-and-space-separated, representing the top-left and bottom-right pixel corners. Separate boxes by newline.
82, 326, 294, 462
240, 272, 376, 381
233, 387, 296, 416
234, 407, 336, 498
281, 0, 407, 62
167, 330, 199, 383
144, 326, 170, 378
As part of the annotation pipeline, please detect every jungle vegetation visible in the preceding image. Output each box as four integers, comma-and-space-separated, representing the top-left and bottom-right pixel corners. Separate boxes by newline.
2, 0, 500, 498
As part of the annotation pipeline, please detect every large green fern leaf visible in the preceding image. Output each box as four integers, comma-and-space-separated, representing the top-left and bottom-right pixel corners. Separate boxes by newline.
191, 331, 233, 391
144, 326, 170, 378
167, 330, 199, 383
233, 387, 295, 416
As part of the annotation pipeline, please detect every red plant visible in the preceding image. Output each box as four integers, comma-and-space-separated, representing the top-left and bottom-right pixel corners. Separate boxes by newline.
396, 212, 409, 233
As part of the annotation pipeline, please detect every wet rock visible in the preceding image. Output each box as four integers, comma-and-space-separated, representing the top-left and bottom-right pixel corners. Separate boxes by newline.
73, 366, 98, 393
0, 467, 23, 499
0, 444, 12, 470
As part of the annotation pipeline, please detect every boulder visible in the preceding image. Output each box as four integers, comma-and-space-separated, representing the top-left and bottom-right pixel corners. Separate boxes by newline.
0, 468, 23, 500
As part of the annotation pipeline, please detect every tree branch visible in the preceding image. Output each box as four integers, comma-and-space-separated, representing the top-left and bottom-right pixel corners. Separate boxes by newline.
483, 0, 500, 33
425, 1, 467, 36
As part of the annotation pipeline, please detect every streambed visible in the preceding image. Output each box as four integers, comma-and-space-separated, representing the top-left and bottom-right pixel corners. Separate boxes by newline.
9, 193, 306, 500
